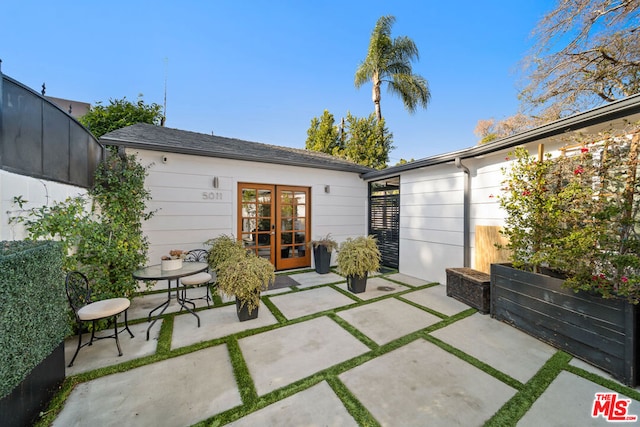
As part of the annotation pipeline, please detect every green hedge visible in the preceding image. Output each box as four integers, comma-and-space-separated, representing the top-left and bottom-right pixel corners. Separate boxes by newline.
0, 240, 67, 399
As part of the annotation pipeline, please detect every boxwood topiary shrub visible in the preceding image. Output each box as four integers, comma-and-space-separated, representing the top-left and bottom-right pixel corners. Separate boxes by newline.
0, 240, 66, 400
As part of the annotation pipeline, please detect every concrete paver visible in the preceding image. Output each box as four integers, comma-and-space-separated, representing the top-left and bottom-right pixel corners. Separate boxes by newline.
55, 344, 241, 427
171, 303, 278, 349
518, 371, 640, 426
385, 272, 432, 287
431, 313, 557, 384
226, 381, 358, 427
127, 291, 210, 321
288, 271, 345, 288
64, 320, 160, 376
238, 316, 370, 396
401, 284, 471, 316
53, 272, 638, 426
269, 286, 356, 319
337, 297, 441, 345
335, 276, 411, 300
340, 338, 517, 426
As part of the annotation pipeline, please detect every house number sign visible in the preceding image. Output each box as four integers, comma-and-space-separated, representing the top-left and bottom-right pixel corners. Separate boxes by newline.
202, 191, 223, 200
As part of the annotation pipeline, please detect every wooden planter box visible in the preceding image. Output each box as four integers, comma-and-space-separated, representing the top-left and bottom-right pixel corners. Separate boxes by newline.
491, 263, 638, 387
446, 268, 491, 314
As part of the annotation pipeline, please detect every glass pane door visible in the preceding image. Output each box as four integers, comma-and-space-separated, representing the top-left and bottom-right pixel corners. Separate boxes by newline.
238, 183, 310, 270
276, 186, 310, 269
239, 184, 274, 262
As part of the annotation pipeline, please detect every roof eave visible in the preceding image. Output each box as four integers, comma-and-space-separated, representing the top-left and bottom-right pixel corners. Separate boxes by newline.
362, 93, 640, 180
101, 136, 373, 174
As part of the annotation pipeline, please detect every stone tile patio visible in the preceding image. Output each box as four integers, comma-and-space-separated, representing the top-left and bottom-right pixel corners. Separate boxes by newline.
53, 270, 640, 426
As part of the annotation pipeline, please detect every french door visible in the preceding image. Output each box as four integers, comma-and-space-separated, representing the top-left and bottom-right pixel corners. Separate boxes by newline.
238, 183, 310, 270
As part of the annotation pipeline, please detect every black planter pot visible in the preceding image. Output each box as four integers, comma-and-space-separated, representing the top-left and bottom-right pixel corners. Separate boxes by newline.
347, 273, 368, 293
236, 298, 259, 322
313, 245, 332, 274
491, 263, 638, 386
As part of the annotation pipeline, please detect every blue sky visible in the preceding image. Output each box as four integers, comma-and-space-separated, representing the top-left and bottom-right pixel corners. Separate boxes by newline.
1, 1, 556, 164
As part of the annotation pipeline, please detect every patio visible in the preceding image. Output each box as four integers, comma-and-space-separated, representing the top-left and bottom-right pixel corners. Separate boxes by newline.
51, 270, 640, 426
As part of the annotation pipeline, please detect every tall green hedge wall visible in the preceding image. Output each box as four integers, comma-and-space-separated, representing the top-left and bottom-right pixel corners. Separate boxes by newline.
0, 240, 67, 399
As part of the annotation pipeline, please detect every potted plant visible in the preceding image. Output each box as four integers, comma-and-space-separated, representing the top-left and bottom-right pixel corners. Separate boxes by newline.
161, 249, 186, 270
216, 251, 275, 321
336, 235, 381, 293
205, 235, 245, 271
308, 233, 338, 274
492, 131, 640, 386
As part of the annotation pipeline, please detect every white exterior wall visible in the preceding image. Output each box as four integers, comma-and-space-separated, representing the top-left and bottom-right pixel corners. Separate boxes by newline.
0, 169, 87, 241
127, 148, 368, 266
398, 140, 570, 285
399, 163, 464, 284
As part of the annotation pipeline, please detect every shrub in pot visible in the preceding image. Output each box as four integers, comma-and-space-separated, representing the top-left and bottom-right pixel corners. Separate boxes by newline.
308, 233, 338, 274
336, 235, 381, 293
205, 234, 246, 272
216, 251, 275, 321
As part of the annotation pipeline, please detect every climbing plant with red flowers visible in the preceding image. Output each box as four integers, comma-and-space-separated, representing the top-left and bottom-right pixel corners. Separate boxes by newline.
498, 125, 640, 302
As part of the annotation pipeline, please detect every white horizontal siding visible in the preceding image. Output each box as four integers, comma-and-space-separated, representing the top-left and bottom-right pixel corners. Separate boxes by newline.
128, 148, 367, 265
0, 169, 87, 241
397, 164, 465, 283
394, 140, 578, 283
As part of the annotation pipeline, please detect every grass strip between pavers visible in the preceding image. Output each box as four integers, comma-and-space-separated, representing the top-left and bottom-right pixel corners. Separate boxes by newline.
226, 337, 258, 406
423, 334, 523, 391
328, 313, 379, 350
565, 364, 640, 401
326, 376, 381, 427
484, 350, 572, 426
260, 296, 287, 324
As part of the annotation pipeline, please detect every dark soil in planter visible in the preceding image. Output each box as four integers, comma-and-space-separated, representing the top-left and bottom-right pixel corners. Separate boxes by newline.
347, 273, 368, 293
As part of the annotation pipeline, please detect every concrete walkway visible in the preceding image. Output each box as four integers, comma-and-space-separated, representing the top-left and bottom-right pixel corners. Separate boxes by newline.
51, 271, 640, 426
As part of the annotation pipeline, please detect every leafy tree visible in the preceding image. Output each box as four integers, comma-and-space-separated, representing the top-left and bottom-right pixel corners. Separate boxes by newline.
520, 0, 640, 117
342, 113, 394, 169
305, 110, 342, 155
305, 111, 394, 170
80, 95, 163, 138
395, 158, 415, 165
355, 15, 430, 121
12, 154, 154, 300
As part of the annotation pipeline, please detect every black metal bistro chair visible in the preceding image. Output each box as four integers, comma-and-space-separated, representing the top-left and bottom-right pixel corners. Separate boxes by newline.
65, 271, 134, 367
179, 249, 215, 308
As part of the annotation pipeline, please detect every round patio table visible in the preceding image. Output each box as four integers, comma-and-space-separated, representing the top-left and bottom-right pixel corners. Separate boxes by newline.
133, 262, 209, 340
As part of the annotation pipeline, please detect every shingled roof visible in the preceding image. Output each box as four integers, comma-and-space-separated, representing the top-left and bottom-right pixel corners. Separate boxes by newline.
101, 123, 374, 174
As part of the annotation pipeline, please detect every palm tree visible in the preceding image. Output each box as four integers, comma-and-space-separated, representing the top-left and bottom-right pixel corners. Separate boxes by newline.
355, 15, 430, 122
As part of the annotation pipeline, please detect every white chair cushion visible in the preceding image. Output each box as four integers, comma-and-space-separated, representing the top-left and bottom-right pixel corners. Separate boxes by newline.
77, 298, 130, 321
181, 272, 213, 286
